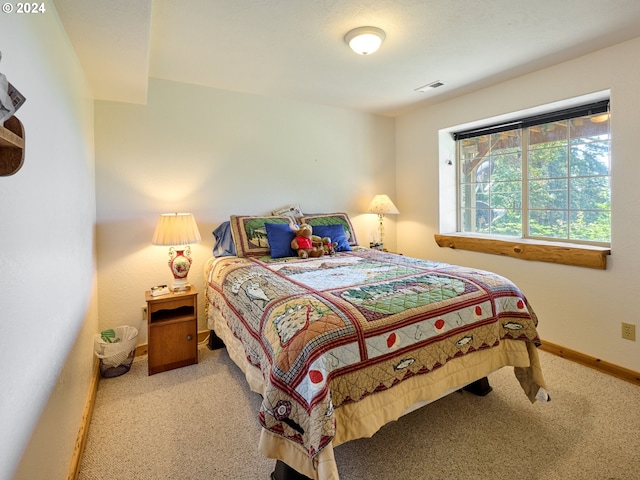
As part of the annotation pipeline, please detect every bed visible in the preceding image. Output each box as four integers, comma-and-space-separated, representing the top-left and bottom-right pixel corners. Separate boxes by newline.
204, 213, 548, 480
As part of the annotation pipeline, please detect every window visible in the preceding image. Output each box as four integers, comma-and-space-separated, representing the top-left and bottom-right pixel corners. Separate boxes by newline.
454, 100, 610, 246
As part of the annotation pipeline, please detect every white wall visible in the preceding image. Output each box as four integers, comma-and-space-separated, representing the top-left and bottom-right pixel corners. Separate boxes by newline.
0, 8, 97, 480
95, 78, 396, 343
396, 37, 640, 372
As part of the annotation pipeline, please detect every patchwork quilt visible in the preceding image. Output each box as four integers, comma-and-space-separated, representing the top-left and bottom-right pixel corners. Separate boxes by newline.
205, 249, 542, 467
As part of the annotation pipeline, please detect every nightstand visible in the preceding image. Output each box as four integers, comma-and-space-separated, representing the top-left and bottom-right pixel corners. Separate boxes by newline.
145, 286, 198, 375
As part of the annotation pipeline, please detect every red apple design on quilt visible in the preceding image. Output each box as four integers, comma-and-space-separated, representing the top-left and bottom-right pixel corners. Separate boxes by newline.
387, 332, 400, 349
309, 369, 324, 384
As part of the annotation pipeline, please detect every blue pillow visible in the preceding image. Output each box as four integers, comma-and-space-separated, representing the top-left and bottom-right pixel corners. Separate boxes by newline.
311, 225, 352, 252
264, 222, 297, 258
212, 221, 237, 257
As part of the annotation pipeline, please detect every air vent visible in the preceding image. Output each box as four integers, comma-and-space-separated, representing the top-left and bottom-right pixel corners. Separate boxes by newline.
415, 81, 444, 93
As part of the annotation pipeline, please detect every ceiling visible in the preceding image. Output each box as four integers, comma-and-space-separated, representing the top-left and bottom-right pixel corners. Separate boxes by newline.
53, 0, 640, 117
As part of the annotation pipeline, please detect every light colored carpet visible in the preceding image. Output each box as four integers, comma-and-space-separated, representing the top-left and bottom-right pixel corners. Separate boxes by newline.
78, 345, 640, 480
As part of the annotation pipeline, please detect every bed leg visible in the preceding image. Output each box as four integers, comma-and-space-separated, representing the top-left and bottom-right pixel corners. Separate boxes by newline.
207, 330, 225, 350
271, 460, 312, 480
463, 376, 493, 396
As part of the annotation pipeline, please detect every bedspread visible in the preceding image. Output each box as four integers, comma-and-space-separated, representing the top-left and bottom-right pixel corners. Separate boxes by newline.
205, 249, 544, 470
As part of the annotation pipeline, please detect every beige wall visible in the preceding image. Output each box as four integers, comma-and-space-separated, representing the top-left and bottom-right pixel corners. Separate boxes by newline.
94, 78, 397, 344
0, 8, 97, 480
5, 9, 639, 478
396, 36, 640, 372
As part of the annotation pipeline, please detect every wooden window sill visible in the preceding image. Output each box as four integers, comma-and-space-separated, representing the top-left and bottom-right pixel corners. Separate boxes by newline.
434, 233, 610, 270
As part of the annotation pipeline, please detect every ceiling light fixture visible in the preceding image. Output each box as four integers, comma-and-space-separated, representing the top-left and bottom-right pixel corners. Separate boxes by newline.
344, 26, 386, 55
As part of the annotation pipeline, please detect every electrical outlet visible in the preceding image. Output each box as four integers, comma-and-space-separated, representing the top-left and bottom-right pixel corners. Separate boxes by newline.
621, 322, 636, 341
141, 306, 148, 321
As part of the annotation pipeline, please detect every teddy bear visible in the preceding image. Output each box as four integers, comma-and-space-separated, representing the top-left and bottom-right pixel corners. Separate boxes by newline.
290, 223, 325, 259
310, 235, 336, 255
320, 237, 338, 256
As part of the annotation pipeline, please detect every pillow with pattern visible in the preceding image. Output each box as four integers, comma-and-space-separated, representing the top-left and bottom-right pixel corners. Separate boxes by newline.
229, 215, 293, 257
271, 204, 303, 219
301, 212, 358, 246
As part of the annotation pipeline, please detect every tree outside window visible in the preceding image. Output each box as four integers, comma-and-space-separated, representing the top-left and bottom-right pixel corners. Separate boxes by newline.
457, 106, 610, 245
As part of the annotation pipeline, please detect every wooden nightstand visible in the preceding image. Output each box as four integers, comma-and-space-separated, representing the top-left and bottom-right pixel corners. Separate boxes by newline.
145, 286, 198, 375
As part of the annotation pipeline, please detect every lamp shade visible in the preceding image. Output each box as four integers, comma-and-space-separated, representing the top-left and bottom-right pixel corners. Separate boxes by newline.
152, 213, 202, 246
344, 26, 386, 55
367, 194, 399, 215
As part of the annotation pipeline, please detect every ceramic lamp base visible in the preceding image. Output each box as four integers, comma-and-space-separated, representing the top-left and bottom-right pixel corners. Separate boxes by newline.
172, 279, 190, 292
168, 247, 192, 292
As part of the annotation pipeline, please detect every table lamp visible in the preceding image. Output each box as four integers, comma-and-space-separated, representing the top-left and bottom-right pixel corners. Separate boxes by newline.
152, 213, 202, 292
367, 194, 399, 249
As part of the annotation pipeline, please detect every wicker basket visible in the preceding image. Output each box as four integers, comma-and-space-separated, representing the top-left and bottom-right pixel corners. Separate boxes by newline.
94, 326, 138, 378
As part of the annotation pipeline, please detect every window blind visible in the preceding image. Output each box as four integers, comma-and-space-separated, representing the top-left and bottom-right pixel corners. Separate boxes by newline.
453, 99, 609, 141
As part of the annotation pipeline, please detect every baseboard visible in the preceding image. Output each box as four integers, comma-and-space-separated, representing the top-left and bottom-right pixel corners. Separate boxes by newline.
70, 330, 210, 478
67, 356, 100, 480
540, 340, 640, 386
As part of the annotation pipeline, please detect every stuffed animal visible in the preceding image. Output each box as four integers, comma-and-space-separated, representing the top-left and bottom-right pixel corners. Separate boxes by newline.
310, 233, 337, 255
321, 237, 337, 256
291, 223, 324, 259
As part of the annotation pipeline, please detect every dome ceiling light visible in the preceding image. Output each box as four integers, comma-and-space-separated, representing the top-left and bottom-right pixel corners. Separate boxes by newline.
344, 26, 386, 55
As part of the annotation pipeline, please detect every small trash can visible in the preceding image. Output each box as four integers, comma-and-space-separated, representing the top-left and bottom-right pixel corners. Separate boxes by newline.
94, 326, 138, 378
